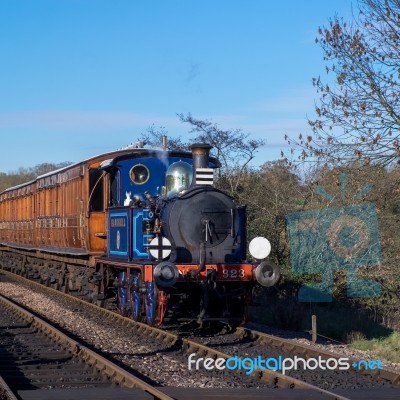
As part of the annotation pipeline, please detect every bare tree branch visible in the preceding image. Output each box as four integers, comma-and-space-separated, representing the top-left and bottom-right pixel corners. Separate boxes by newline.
178, 113, 265, 195
288, 0, 400, 166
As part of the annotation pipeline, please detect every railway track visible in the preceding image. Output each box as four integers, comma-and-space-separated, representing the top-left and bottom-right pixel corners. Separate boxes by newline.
0, 289, 174, 400
235, 326, 400, 384
1, 268, 400, 399
176, 323, 400, 393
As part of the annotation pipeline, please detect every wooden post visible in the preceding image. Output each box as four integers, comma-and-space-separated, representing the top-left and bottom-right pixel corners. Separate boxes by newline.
311, 314, 317, 343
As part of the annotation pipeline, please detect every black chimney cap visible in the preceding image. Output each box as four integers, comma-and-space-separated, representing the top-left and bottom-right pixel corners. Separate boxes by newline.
190, 143, 212, 152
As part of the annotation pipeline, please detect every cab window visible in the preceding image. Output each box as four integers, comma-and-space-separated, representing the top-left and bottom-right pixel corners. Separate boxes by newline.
89, 169, 104, 212
109, 169, 120, 207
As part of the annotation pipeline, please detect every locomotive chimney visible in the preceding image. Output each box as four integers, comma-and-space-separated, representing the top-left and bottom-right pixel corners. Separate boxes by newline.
161, 135, 167, 150
190, 143, 214, 186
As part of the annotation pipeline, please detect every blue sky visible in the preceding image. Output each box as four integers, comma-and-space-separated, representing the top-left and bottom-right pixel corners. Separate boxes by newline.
0, 0, 356, 173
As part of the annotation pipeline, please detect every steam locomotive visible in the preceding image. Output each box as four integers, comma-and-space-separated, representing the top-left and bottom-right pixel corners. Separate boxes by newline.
0, 139, 279, 325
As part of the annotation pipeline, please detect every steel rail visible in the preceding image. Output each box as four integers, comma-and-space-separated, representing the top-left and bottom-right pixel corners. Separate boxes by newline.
0, 292, 174, 400
235, 326, 400, 385
0, 375, 19, 400
180, 338, 351, 399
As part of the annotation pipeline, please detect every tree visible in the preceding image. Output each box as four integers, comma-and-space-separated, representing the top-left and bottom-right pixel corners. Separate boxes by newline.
178, 113, 265, 195
292, 0, 400, 166
238, 160, 301, 266
300, 164, 400, 327
140, 115, 266, 197
141, 124, 189, 151
0, 162, 72, 193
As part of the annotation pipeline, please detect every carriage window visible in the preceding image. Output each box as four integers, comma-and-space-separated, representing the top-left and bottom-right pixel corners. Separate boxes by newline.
89, 169, 104, 212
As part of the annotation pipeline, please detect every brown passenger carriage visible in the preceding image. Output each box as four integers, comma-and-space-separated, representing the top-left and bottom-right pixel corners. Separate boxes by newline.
0, 148, 140, 290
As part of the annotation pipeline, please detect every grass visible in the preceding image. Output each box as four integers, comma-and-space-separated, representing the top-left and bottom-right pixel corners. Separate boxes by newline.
251, 286, 393, 342
251, 282, 399, 364
350, 331, 400, 363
